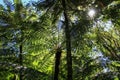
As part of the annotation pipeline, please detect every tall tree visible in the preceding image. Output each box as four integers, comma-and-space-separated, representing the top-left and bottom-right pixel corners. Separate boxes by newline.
54, 45, 62, 80
0, 0, 42, 79
34, 0, 73, 79
61, 0, 73, 80
14, 0, 24, 79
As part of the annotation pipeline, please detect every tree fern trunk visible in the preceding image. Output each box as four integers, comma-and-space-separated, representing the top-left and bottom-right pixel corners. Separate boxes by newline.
19, 29, 23, 80
19, 44, 23, 65
61, 0, 73, 80
19, 43, 23, 80
54, 47, 62, 80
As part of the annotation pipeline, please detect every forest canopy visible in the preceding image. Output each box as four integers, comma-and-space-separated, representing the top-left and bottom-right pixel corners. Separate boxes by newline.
0, 0, 120, 80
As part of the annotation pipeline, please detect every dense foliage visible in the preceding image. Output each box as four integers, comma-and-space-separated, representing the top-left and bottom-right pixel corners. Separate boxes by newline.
0, 0, 120, 80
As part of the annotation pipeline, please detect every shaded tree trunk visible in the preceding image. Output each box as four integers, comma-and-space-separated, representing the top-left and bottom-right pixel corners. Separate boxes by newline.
19, 44, 23, 80
61, 0, 73, 80
19, 29, 23, 80
54, 46, 62, 80
19, 44, 23, 65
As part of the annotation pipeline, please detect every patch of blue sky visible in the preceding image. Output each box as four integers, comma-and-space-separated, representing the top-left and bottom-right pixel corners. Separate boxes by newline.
93, 19, 113, 32
0, 0, 4, 5
22, 0, 39, 5
0, 0, 39, 5
0, 0, 40, 11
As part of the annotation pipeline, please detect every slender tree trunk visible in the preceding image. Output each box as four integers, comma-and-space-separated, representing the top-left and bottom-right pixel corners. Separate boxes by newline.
19, 44, 23, 65
19, 44, 23, 80
19, 30, 23, 80
61, 0, 73, 80
54, 46, 62, 80
14, 1, 23, 79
